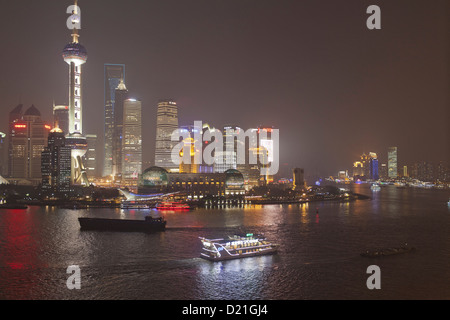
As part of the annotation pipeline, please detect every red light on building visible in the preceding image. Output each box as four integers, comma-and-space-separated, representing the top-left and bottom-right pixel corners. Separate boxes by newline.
14, 124, 27, 129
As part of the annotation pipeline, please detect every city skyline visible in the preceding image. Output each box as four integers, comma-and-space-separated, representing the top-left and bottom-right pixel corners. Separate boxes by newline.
0, 0, 448, 178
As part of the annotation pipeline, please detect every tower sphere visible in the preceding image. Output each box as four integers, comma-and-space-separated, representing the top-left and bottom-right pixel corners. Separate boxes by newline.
62, 42, 88, 64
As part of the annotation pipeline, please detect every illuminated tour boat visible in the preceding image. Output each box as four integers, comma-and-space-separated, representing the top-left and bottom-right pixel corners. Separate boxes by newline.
156, 201, 191, 211
199, 233, 278, 261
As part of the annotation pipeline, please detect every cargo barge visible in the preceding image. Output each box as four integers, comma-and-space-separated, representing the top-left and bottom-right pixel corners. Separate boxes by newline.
78, 216, 166, 232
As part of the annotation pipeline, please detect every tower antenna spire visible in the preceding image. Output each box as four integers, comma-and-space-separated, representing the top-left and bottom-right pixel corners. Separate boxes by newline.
71, 0, 80, 43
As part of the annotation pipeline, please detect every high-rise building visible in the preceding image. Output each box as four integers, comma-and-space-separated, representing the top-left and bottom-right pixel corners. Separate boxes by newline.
9, 105, 51, 181
293, 168, 305, 189
53, 104, 69, 134
112, 79, 128, 177
41, 128, 71, 195
85, 134, 98, 179
104, 63, 126, 177
380, 163, 388, 179
388, 147, 398, 179
8, 104, 24, 177
155, 100, 179, 172
122, 99, 142, 182
62, 1, 89, 185
403, 165, 408, 177
214, 125, 240, 173
368, 152, 379, 180
0, 132, 6, 176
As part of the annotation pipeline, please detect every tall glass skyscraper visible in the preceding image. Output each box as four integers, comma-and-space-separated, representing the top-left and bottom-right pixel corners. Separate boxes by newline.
122, 99, 142, 181
41, 128, 71, 195
388, 147, 398, 178
112, 79, 128, 177
104, 63, 125, 177
155, 100, 178, 171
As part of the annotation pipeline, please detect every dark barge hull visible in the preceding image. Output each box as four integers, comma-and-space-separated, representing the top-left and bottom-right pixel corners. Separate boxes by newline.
78, 217, 166, 232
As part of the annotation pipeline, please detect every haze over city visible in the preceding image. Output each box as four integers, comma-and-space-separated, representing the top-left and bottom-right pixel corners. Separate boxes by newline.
0, 0, 448, 178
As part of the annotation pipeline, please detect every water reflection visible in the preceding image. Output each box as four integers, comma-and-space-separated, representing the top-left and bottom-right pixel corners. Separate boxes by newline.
197, 255, 275, 299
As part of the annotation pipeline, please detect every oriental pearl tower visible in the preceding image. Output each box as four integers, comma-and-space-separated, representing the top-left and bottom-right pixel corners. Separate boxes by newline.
62, 0, 89, 186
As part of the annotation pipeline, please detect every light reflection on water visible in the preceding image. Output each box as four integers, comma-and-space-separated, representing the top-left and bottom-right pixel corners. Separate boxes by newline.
0, 185, 449, 299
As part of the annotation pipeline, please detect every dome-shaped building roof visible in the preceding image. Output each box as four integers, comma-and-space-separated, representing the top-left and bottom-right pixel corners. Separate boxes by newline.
140, 166, 169, 188
224, 169, 244, 189
24, 105, 41, 117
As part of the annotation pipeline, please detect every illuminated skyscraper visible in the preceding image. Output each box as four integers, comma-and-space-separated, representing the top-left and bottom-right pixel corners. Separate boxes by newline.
104, 63, 126, 176
0, 132, 6, 176
41, 128, 71, 195
53, 104, 69, 134
122, 99, 142, 181
155, 100, 179, 171
9, 105, 51, 181
8, 104, 23, 177
62, 1, 89, 185
388, 147, 398, 178
112, 79, 128, 177
369, 153, 379, 180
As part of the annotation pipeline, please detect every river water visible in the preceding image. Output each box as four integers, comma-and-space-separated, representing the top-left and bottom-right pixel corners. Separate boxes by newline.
0, 184, 449, 300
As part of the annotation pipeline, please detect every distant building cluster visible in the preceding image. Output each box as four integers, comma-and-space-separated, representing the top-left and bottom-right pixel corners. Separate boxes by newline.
341, 147, 449, 184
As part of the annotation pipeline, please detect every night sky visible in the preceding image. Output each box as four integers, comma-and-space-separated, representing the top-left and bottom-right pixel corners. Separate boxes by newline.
0, 0, 448, 178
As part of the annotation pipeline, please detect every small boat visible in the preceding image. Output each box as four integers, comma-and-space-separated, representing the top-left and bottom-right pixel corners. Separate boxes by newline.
78, 216, 166, 232
361, 244, 416, 258
156, 201, 191, 211
0, 203, 28, 209
370, 184, 381, 192
199, 233, 278, 261
121, 201, 151, 209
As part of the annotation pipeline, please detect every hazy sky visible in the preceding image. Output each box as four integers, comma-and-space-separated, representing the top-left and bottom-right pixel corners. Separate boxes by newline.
0, 0, 448, 178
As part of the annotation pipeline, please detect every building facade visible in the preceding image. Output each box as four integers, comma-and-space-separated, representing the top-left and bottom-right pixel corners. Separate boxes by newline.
388, 147, 398, 179
112, 79, 129, 177
53, 104, 69, 135
155, 100, 179, 172
122, 99, 142, 182
138, 166, 245, 198
41, 128, 71, 195
104, 63, 126, 177
9, 105, 51, 182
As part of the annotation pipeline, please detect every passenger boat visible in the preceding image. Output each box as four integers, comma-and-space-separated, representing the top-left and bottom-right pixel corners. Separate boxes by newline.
156, 201, 191, 211
361, 244, 415, 258
78, 216, 166, 232
121, 201, 151, 209
370, 183, 381, 192
199, 233, 278, 261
